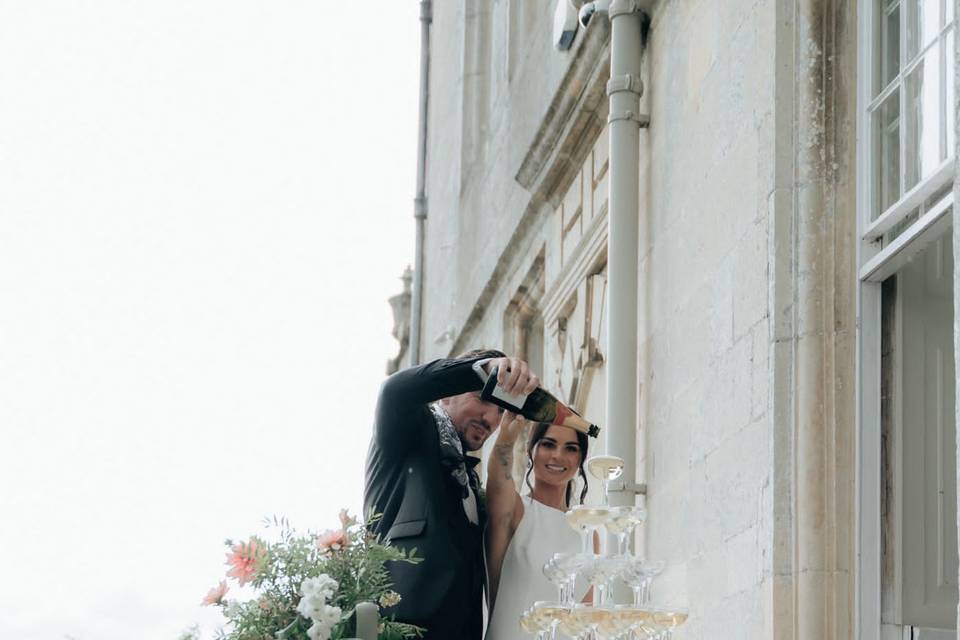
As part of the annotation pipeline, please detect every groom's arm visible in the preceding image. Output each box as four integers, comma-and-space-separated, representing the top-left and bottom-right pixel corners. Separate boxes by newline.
372, 356, 487, 453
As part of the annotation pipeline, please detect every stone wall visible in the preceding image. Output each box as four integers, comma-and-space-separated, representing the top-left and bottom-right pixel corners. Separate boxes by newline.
418, 0, 858, 637
639, 1, 776, 636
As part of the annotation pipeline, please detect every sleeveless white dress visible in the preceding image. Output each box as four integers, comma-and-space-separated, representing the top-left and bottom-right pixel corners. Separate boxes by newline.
485, 495, 585, 640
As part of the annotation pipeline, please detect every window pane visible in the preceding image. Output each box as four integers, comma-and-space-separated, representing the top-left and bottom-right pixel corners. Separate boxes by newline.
873, 89, 902, 217
904, 43, 942, 191
897, 231, 958, 629
947, 29, 955, 157
906, 0, 940, 61
875, 0, 901, 96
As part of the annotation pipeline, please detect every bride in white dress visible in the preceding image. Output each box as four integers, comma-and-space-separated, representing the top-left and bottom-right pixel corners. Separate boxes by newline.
484, 414, 595, 640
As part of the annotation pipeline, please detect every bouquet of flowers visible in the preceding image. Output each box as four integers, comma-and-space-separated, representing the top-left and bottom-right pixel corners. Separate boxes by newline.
189, 510, 423, 640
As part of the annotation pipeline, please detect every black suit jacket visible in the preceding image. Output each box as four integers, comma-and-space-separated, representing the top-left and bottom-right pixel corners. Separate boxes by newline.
364, 357, 487, 639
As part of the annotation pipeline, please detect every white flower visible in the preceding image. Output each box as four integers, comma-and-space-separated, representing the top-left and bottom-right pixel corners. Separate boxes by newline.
297, 574, 340, 621
303, 606, 341, 640
306, 621, 331, 640
300, 574, 338, 601
296, 593, 326, 620
317, 604, 342, 627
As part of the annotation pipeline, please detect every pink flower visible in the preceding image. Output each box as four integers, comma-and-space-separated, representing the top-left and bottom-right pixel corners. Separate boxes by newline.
338, 509, 358, 529
201, 580, 229, 606
225, 539, 266, 586
316, 528, 349, 553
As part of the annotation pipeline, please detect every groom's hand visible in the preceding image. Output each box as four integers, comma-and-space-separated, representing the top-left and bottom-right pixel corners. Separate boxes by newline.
486, 356, 540, 396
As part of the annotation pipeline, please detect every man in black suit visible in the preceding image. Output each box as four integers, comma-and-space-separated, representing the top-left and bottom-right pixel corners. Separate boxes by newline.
364, 349, 539, 639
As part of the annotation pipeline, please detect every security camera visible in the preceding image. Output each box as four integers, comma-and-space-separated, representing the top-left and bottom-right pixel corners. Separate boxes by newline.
577, 0, 610, 28
578, 2, 596, 27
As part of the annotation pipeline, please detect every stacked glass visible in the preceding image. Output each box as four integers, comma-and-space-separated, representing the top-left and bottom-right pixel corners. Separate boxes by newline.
525, 455, 689, 640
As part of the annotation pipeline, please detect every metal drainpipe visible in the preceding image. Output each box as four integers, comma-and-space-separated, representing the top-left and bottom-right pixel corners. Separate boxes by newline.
409, 0, 431, 367
580, 0, 647, 507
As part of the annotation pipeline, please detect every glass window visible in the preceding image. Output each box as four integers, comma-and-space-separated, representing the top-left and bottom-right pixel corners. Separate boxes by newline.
869, 0, 954, 219
873, 90, 902, 216
905, 0, 940, 60
946, 28, 955, 155
904, 42, 942, 190
875, 0, 901, 95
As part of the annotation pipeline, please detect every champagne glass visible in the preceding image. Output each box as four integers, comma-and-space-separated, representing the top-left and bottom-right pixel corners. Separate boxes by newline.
548, 552, 590, 604
606, 505, 646, 556
599, 605, 636, 640
636, 606, 687, 640
542, 556, 569, 602
650, 607, 688, 639
585, 455, 625, 506
558, 604, 591, 640
619, 558, 664, 605
581, 554, 627, 607
519, 605, 551, 639
565, 505, 612, 554
531, 601, 570, 640
611, 605, 653, 640
569, 603, 615, 640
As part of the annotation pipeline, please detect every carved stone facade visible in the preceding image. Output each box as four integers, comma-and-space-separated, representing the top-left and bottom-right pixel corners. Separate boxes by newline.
409, 0, 960, 638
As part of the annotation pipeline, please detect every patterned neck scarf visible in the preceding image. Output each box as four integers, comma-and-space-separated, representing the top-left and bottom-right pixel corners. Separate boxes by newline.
429, 403, 481, 500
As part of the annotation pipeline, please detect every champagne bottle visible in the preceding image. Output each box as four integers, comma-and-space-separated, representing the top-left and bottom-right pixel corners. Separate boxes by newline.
479, 367, 600, 438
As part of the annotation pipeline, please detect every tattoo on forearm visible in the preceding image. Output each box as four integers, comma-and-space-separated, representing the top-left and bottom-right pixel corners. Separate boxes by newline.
493, 443, 514, 482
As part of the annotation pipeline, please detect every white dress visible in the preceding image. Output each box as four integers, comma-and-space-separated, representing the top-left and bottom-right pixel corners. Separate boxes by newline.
485, 495, 585, 640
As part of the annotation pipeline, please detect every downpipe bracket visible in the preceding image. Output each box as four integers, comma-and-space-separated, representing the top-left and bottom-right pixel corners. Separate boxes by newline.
608, 110, 650, 127
608, 0, 642, 18
606, 73, 644, 97
608, 480, 648, 496
413, 195, 427, 219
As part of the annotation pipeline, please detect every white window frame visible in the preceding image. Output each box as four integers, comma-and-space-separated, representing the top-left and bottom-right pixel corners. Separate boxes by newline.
857, 1, 956, 638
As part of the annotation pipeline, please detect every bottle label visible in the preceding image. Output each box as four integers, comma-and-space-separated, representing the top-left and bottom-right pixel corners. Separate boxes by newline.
479, 366, 529, 411
487, 381, 529, 410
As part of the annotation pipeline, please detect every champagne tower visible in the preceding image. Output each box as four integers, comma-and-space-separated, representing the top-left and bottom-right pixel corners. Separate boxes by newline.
518, 454, 689, 639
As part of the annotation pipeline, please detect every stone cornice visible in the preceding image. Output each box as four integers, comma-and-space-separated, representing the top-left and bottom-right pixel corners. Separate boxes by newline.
448, 25, 611, 357
515, 21, 611, 208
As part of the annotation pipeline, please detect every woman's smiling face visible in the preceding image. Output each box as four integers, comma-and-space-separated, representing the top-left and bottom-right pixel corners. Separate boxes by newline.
532, 424, 582, 487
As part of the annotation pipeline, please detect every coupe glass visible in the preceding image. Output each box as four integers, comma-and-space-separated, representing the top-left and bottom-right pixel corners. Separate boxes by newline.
605, 506, 646, 556
581, 554, 627, 607
557, 603, 591, 640
611, 604, 653, 640
638, 606, 688, 639
618, 558, 664, 605
569, 603, 615, 640
519, 605, 551, 639
546, 552, 590, 604
650, 607, 688, 639
542, 556, 569, 602
598, 605, 637, 640
565, 505, 612, 554
531, 601, 570, 640
585, 455, 625, 506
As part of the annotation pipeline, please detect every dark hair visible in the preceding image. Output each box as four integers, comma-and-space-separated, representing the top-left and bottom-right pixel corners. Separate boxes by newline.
524, 422, 589, 508
456, 348, 507, 360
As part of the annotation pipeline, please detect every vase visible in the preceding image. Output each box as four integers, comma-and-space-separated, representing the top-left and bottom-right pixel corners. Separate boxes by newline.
343, 601, 378, 640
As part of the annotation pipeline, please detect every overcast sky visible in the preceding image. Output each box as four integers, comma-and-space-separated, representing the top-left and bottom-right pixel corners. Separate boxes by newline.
0, 3, 419, 639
